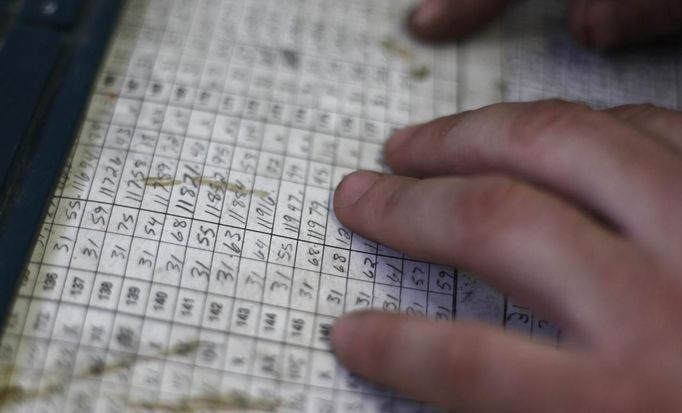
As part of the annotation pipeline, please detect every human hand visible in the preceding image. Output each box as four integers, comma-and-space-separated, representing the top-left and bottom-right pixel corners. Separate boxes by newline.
331, 100, 682, 412
409, 0, 682, 48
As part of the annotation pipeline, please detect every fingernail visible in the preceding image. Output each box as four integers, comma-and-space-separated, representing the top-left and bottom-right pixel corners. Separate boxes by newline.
385, 125, 418, 155
331, 314, 361, 355
413, 0, 441, 28
334, 171, 382, 209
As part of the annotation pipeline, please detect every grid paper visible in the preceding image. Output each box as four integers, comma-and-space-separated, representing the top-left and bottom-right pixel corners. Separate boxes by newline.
504, 0, 682, 109
0, 1, 524, 412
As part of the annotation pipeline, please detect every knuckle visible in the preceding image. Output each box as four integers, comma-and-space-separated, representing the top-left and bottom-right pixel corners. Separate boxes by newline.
507, 99, 592, 153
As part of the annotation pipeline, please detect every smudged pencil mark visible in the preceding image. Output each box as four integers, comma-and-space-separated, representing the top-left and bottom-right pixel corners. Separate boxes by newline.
0, 341, 203, 406
381, 37, 431, 80
497, 79, 508, 97
84, 340, 202, 378
0, 379, 65, 406
410, 65, 430, 80
0, 386, 28, 406
127, 393, 281, 412
142, 177, 270, 199
381, 37, 414, 60
280, 49, 300, 69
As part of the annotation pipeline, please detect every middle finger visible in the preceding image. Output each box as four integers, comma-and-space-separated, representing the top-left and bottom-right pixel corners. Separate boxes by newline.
334, 171, 645, 341
383, 100, 682, 260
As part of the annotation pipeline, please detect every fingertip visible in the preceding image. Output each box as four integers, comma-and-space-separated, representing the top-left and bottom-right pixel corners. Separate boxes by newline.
407, 0, 510, 43
405, 0, 466, 42
411, 0, 444, 29
333, 171, 382, 210
583, 1, 623, 49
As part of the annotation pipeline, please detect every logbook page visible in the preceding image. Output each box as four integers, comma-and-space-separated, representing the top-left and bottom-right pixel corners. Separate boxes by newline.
0, 0, 513, 412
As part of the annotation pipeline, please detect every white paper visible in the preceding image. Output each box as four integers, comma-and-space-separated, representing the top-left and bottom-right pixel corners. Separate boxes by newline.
0, 1, 494, 411
3, 0, 677, 411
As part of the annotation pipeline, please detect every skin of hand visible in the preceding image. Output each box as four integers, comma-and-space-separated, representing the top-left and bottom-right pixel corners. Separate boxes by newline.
331, 100, 682, 412
408, 0, 682, 48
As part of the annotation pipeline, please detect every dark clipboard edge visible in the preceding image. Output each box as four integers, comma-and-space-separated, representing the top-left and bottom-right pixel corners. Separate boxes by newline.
0, 0, 126, 332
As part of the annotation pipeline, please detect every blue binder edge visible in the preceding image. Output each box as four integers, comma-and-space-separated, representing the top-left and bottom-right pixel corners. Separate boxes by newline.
0, 0, 125, 330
